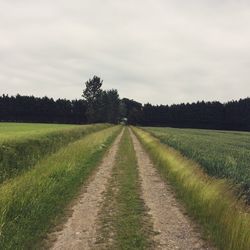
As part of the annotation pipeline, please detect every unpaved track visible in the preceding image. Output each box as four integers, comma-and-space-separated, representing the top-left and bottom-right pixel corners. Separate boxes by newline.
130, 129, 214, 250
49, 130, 123, 250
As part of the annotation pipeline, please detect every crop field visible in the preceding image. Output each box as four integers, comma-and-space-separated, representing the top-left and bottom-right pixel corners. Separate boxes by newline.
133, 127, 250, 250
0, 123, 249, 250
0, 123, 110, 183
0, 123, 79, 142
144, 127, 250, 199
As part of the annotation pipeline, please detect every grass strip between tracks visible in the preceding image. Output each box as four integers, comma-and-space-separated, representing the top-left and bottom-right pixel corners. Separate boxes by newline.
132, 127, 250, 250
0, 126, 121, 249
97, 128, 153, 250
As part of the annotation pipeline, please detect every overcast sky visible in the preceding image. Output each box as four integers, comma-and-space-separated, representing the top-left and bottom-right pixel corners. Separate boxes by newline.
1, 0, 250, 104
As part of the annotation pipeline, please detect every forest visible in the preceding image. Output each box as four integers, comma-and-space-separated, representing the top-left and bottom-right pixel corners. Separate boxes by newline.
0, 76, 249, 131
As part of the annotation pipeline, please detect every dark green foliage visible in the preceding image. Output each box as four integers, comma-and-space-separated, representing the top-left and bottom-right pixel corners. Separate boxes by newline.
82, 76, 121, 123
0, 94, 87, 124
82, 75, 103, 102
121, 98, 143, 125
82, 76, 103, 123
100, 89, 120, 124
141, 98, 250, 131
1, 77, 250, 131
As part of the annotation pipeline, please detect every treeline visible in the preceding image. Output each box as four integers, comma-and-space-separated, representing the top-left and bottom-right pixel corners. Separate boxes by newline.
1, 94, 249, 131
141, 99, 250, 131
0, 76, 249, 131
120, 98, 250, 131
0, 94, 87, 124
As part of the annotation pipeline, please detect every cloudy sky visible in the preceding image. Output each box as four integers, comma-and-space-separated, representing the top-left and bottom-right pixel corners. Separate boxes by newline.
1, 0, 250, 104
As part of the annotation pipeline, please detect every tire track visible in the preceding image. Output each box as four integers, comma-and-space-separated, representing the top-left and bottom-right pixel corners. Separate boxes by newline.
94, 128, 154, 250
130, 129, 214, 250
48, 129, 123, 250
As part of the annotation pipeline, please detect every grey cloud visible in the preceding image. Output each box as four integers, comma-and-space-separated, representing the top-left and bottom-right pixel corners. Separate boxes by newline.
0, 0, 250, 104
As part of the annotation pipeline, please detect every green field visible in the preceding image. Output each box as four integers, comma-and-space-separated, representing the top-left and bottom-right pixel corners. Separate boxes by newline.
0, 123, 120, 249
144, 127, 250, 199
0, 123, 110, 183
0, 122, 79, 142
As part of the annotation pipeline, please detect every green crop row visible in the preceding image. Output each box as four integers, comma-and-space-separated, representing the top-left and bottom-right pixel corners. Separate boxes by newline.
0, 123, 111, 183
133, 127, 250, 250
144, 127, 250, 200
0, 126, 121, 249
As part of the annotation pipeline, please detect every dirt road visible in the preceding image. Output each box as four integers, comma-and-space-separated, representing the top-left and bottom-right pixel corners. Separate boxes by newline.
47, 128, 214, 249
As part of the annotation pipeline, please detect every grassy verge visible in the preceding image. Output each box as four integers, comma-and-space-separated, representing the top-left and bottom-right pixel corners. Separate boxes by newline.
0, 126, 121, 249
132, 127, 250, 250
0, 123, 110, 183
98, 128, 152, 250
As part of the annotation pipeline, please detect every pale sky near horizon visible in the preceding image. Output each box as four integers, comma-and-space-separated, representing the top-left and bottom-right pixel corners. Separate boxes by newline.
0, 0, 250, 105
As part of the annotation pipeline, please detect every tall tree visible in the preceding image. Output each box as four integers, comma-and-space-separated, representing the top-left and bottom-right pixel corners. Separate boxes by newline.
82, 76, 103, 123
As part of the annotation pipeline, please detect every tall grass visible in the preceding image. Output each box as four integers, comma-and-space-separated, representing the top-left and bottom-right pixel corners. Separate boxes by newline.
0, 126, 121, 249
133, 127, 250, 250
0, 123, 110, 183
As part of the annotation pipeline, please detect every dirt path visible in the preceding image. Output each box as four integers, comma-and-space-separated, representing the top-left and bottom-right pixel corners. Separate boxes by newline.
48, 130, 123, 250
94, 128, 154, 250
129, 129, 214, 250
46, 128, 214, 250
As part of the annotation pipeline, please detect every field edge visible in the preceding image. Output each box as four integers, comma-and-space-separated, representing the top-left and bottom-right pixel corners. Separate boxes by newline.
132, 126, 250, 250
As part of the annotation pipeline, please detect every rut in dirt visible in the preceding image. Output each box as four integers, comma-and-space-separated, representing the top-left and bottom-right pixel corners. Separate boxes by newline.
129, 129, 215, 250
48, 129, 123, 250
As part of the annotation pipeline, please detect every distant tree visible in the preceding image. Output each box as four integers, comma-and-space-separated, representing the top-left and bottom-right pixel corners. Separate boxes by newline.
119, 101, 127, 120
100, 89, 120, 123
82, 76, 103, 123
82, 76, 103, 102
121, 98, 143, 125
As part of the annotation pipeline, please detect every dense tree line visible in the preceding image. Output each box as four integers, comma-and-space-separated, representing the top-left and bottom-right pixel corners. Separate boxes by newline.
0, 94, 87, 124
115, 97, 250, 131
0, 76, 249, 131
141, 99, 250, 131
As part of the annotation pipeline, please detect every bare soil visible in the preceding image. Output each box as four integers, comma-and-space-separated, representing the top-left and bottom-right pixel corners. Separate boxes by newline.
129, 129, 215, 250
48, 130, 123, 250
